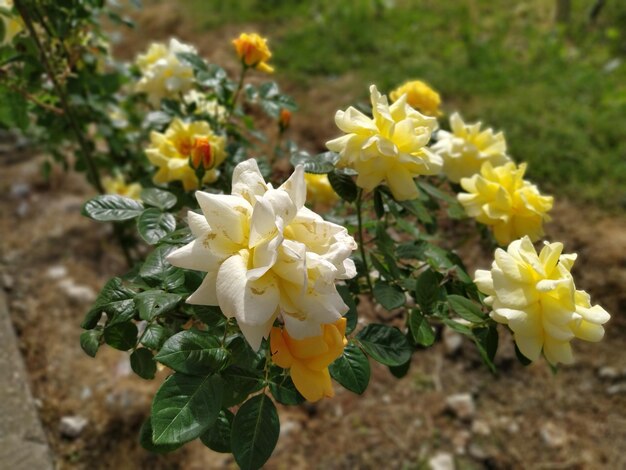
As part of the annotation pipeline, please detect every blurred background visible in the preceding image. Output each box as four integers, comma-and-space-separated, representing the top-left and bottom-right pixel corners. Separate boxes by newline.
2, 0, 626, 468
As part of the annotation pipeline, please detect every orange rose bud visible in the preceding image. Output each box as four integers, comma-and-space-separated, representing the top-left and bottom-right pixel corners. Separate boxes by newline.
279, 108, 291, 131
191, 136, 214, 170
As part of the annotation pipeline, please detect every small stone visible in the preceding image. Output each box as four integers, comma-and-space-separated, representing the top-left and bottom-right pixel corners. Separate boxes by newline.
443, 327, 463, 356
16, 200, 29, 217
445, 393, 475, 420
46, 265, 68, 280
471, 419, 491, 436
59, 415, 88, 438
429, 452, 455, 470
58, 279, 96, 303
540, 422, 567, 448
452, 430, 470, 454
468, 442, 489, 460
280, 420, 302, 437
382, 394, 392, 404
10, 182, 31, 198
598, 366, 620, 380
606, 383, 626, 395
2, 273, 14, 290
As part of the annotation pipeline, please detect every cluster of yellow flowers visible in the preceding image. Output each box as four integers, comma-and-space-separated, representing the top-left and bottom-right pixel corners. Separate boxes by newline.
122, 30, 609, 397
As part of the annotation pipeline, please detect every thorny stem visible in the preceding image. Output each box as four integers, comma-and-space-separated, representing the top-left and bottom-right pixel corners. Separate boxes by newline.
14, 0, 104, 194
356, 188, 374, 293
15, 1, 134, 267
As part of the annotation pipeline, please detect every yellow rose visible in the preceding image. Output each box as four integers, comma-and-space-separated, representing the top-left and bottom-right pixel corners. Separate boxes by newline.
432, 112, 511, 183
232, 33, 274, 73
270, 318, 347, 401
458, 161, 553, 245
389, 80, 442, 117
326, 85, 441, 201
304, 173, 338, 206
0, 0, 23, 46
145, 118, 226, 191
135, 39, 196, 105
475, 236, 610, 365
102, 175, 142, 200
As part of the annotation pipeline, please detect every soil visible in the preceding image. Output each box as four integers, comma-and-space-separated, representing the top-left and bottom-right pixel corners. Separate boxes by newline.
1, 3, 626, 469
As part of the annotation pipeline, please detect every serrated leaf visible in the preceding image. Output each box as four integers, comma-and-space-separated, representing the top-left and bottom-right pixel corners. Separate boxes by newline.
103, 321, 138, 351
373, 282, 405, 310
414, 269, 442, 314
141, 323, 172, 350
82, 195, 144, 221
290, 150, 337, 174
140, 245, 185, 290
151, 373, 223, 446
137, 208, 176, 245
221, 366, 264, 408
135, 290, 182, 321
82, 277, 137, 328
80, 328, 102, 357
448, 295, 487, 323
140, 187, 177, 210
139, 417, 183, 454
409, 309, 435, 346
200, 409, 234, 453
131, 347, 157, 379
328, 170, 357, 202
231, 394, 279, 470
329, 343, 370, 394
155, 329, 229, 375
356, 324, 412, 366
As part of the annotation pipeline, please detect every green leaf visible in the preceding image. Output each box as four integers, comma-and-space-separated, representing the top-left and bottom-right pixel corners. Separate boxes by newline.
141, 323, 172, 350
388, 359, 411, 378
140, 188, 177, 210
151, 373, 224, 446
448, 295, 487, 323
200, 409, 234, 453
155, 329, 229, 375
373, 282, 405, 310
356, 324, 412, 366
329, 343, 370, 394
79, 328, 102, 357
373, 188, 385, 218
139, 417, 183, 454
140, 245, 185, 290
135, 290, 182, 321
131, 348, 157, 380
82, 195, 144, 221
83, 277, 136, 329
231, 394, 280, 470
269, 373, 305, 405
473, 324, 498, 373
414, 269, 442, 314
337, 285, 357, 334
290, 150, 337, 174
514, 343, 532, 366
409, 309, 435, 346
176, 51, 208, 72
103, 321, 138, 351
221, 366, 264, 408
137, 208, 177, 245
328, 170, 357, 202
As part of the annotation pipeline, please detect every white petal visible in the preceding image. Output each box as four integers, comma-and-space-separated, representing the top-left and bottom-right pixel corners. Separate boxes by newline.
166, 239, 223, 272
231, 159, 268, 205
279, 165, 306, 210
196, 192, 250, 245
237, 314, 277, 351
249, 197, 279, 248
186, 271, 218, 305
187, 210, 210, 237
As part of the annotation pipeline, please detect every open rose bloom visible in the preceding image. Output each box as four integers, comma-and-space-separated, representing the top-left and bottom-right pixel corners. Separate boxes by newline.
167, 159, 357, 350
475, 236, 610, 365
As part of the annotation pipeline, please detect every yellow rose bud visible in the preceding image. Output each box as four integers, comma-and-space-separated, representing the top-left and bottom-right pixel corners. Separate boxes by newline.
190, 136, 214, 170
270, 318, 347, 402
145, 118, 226, 191
232, 32, 274, 73
389, 80, 442, 117
458, 161, 553, 246
475, 236, 610, 365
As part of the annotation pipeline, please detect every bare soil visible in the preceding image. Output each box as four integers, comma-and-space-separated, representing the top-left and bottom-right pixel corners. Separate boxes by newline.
1, 4, 626, 469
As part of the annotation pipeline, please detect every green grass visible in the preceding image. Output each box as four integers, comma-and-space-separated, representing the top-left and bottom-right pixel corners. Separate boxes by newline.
183, 0, 626, 208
